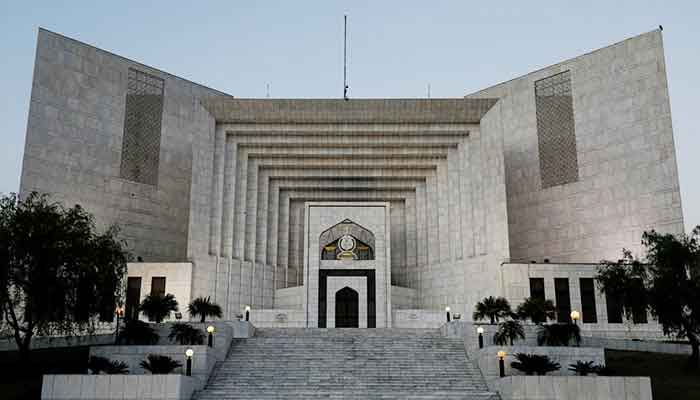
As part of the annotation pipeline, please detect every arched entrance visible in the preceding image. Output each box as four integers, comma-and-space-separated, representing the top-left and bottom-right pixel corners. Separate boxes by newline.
335, 287, 359, 328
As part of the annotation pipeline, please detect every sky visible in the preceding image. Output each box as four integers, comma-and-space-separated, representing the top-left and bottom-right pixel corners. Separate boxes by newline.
0, 1, 698, 231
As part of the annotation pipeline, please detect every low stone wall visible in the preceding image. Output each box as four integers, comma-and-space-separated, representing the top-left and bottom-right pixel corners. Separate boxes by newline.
582, 336, 692, 355
90, 345, 215, 390
249, 309, 306, 327
476, 345, 605, 382
392, 309, 446, 328
0, 333, 115, 352
41, 374, 196, 400
492, 376, 652, 400
152, 321, 233, 361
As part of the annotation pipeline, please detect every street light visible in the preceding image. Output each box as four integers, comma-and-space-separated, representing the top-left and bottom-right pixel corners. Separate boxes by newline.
497, 350, 507, 378
114, 306, 125, 344
570, 310, 580, 325
477, 327, 485, 349
207, 325, 215, 348
244, 305, 251, 322
185, 348, 194, 376
445, 306, 451, 323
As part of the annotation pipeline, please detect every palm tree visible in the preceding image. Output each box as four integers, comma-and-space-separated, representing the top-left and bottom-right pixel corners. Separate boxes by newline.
473, 296, 512, 324
168, 323, 204, 345
139, 293, 178, 323
140, 354, 182, 374
188, 296, 223, 323
493, 319, 526, 345
516, 297, 556, 324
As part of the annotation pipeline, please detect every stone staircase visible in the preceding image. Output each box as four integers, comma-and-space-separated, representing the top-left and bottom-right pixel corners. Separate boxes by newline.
195, 328, 499, 400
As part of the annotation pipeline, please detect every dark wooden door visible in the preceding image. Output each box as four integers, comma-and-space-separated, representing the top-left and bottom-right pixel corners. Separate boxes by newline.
335, 287, 359, 328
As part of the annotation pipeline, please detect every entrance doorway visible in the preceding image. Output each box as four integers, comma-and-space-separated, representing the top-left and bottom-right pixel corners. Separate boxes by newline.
335, 287, 359, 328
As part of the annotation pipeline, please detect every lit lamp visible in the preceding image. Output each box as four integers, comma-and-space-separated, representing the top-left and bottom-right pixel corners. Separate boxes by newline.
207, 325, 215, 348
445, 306, 451, 323
477, 327, 485, 349
244, 305, 251, 322
114, 306, 125, 345
185, 348, 194, 376
497, 350, 507, 378
570, 310, 580, 325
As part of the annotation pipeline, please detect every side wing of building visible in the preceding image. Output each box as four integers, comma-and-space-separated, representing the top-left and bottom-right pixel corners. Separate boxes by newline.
19, 28, 229, 261
467, 29, 684, 263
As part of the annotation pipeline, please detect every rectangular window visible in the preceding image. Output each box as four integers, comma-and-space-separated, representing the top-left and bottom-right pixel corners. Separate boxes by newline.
125, 277, 142, 320
554, 278, 571, 323
529, 278, 545, 301
151, 277, 166, 297
535, 70, 579, 188
579, 278, 598, 323
606, 292, 624, 323
120, 68, 164, 185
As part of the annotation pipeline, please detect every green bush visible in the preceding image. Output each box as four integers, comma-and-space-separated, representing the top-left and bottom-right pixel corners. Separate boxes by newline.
87, 356, 129, 374
568, 360, 599, 376
168, 323, 205, 345
188, 296, 223, 323
493, 319, 525, 346
537, 323, 581, 346
140, 354, 182, 374
511, 353, 561, 376
118, 319, 159, 345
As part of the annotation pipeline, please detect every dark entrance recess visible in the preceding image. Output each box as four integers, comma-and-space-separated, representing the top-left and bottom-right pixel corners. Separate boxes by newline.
125, 277, 142, 320
319, 269, 375, 328
335, 287, 359, 328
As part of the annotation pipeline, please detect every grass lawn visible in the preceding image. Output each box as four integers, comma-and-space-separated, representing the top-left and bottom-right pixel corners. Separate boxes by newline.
0, 346, 89, 400
606, 349, 700, 400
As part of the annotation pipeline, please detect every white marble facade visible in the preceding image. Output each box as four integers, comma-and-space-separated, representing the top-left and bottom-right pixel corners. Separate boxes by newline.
19, 29, 684, 332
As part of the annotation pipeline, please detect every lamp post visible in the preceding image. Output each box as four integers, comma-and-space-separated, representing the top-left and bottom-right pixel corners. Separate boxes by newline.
445, 306, 451, 323
570, 310, 580, 325
245, 305, 251, 322
185, 348, 194, 376
207, 325, 215, 348
477, 327, 484, 349
497, 350, 506, 378
114, 306, 124, 344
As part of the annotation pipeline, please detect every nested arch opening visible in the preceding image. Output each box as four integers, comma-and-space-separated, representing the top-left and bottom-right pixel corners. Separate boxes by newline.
319, 219, 375, 260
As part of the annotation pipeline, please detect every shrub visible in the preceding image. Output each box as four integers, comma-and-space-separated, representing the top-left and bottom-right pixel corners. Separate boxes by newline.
568, 360, 599, 376
493, 319, 525, 346
511, 353, 561, 376
87, 356, 129, 374
473, 296, 512, 324
118, 319, 159, 345
516, 297, 556, 324
593, 365, 615, 376
188, 296, 223, 323
139, 293, 179, 323
140, 354, 182, 374
168, 323, 205, 345
537, 323, 581, 346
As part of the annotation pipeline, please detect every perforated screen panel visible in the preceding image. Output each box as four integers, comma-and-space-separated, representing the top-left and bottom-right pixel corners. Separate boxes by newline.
119, 68, 164, 185
535, 70, 579, 188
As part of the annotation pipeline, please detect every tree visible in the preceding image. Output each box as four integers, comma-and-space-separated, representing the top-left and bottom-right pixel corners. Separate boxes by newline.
187, 296, 223, 323
516, 297, 556, 324
597, 228, 700, 368
493, 319, 525, 346
537, 323, 581, 346
139, 293, 178, 323
472, 296, 512, 324
0, 192, 129, 360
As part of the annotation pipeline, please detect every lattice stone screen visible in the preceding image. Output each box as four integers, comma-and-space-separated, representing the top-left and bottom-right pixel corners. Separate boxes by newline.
119, 68, 164, 185
535, 70, 579, 188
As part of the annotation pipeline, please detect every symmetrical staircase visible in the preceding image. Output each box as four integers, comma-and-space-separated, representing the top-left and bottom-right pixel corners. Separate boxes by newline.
195, 328, 498, 400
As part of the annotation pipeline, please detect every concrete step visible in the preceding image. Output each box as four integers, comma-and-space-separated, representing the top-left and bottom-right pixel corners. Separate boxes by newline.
195, 328, 498, 400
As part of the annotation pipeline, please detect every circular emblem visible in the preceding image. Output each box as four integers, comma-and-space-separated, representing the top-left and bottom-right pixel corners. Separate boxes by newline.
338, 235, 356, 252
